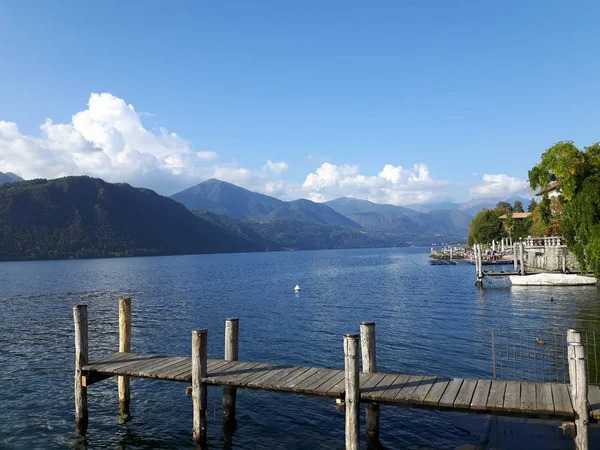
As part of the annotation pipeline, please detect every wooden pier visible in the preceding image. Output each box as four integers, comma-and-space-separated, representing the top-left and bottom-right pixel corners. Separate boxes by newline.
73, 299, 595, 449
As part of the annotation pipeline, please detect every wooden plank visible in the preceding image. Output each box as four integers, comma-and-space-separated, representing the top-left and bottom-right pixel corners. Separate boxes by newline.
454, 379, 477, 409
503, 381, 521, 412
226, 363, 277, 387
295, 368, 340, 392
439, 378, 464, 407
551, 383, 573, 417
144, 357, 189, 378
373, 374, 411, 403
588, 384, 600, 420
208, 362, 263, 385
486, 380, 506, 411
395, 376, 424, 403
364, 374, 400, 400
163, 360, 193, 380
535, 383, 554, 415
247, 366, 297, 389
520, 382, 536, 413
470, 379, 491, 411
279, 367, 321, 392
271, 367, 312, 390
114, 356, 172, 377
411, 376, 437, 404
359, 373, 387, 394
423, 378, 450, 406
313, 371, 345, 396
303, 370, 342, 395
93, 354, 165, 373
83, 352, 129, 370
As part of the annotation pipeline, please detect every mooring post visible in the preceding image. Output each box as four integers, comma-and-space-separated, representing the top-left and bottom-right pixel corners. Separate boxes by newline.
344, 334, 360, 450
567, 329, 581, 396
513, 242, 518, 272
192, 329, 208, 446
570, 337, 589, 450
519, 242, 526, 276
118, 297, 132, 419
360, 322, 379, 440
73, 305, 88, 435
475, 244, 483, 286
223, 318, 239, 430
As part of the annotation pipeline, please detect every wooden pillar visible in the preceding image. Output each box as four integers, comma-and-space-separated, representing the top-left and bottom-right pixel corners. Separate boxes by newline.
73, 305, 88, 434
118, 297, 132, 419
192, 329, 208, 446
569, 336, 589, 450
475, 244, 483, 286
360, 322, 379, 440
513, 242, 518, 272
519, 242, 526, 276
567, 330, 581, 397
223, 318, 239, 430
344, 334, 360, 450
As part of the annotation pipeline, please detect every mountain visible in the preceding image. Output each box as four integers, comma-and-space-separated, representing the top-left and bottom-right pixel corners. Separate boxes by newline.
0, 176, 260, 261
407, 195, 533, 215
171, 178, 284, 220
325, 197, 471, 239
172, 179, 360, 229
0, 172, 23, 184
268, 199, 361, 229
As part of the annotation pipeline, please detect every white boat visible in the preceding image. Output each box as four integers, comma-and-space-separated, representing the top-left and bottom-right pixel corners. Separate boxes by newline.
509, 273, 597, 286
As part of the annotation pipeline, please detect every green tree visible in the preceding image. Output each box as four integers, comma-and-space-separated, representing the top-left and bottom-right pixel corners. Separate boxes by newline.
496, 201, 512, 212
468, 208, 504, 245
503, 212, 515, 239
513, 201, 524, 213
539, 194, 551, 225
527, 199, 538, 212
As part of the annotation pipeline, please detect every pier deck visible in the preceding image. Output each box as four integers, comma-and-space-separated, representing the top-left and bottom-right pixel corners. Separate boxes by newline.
82, 351, 600, 420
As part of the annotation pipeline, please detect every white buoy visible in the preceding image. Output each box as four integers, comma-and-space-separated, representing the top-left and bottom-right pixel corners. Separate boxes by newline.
294, 285, 301, 292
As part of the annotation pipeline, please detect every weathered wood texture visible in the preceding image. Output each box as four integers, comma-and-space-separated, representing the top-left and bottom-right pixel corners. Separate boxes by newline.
192, 330, 208, 445
573, 342, 589, 450
82, 352, 600, 420
344, 334, 360, 450
118, 297, 132, 415
73, 305, 88, 434
360, 322, 380, 440
223, 318, 239, 427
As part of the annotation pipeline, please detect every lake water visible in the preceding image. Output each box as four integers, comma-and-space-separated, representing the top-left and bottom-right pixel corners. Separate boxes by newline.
1, 247, 600, 449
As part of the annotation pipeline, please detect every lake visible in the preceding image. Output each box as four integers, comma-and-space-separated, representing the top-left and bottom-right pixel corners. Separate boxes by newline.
1, 247, 599, 449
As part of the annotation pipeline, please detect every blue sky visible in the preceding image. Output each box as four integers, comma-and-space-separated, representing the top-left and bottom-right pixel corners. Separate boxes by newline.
1, 1, 599, 205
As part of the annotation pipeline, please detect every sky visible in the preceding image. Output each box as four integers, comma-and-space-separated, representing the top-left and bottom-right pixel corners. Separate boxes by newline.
1, 1, 599, 206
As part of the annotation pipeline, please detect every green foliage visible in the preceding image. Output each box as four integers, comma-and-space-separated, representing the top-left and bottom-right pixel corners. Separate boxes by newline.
539, 194, 551, 225
503, 212, 515, 236
527, 199, 538, 212
496, 201, 512, 211
468, 208, 505, 245
513, 201, 524, 213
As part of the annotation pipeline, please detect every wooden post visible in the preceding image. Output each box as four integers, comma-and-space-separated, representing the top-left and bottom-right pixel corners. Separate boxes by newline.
192, 329, 208, 446
567, 329, 581, 396
475, 244, 483, 286
513, 242, 518, 272
73, 305, 88, 434
223, 318, 239, 430
360, 322, 379, 440
118, 297, 132, 419
344, 334, 360, 450
570, 338, 589, 450
519, 242, 526, 276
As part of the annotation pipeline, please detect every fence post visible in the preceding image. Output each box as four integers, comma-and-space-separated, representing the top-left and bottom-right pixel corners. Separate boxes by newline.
223, 318, 239, 431
73, 305, 88, 435
118, 297, 132, 420
360, 322, 379, 440
192, 329, 208, 446
344, 334, 360, 450
571, 338, 589, 450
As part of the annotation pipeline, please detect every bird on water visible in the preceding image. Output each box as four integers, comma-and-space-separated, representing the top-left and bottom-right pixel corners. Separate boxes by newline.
535, 337, 546, 345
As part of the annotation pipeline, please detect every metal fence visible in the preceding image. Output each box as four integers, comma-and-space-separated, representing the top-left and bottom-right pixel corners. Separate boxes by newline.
491, 329, 600, 384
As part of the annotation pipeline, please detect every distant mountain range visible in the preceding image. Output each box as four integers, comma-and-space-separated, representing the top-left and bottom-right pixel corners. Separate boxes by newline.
0, 172, 23, 184
407, 195, 532, 215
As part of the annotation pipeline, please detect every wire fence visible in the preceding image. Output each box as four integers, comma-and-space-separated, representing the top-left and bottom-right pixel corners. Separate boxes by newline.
491, 329, 600, 384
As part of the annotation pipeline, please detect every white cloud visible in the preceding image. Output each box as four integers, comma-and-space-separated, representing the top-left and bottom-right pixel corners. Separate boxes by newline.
263, 160, 289, 175
469, 173, 530, 198
302, 162, 448, 205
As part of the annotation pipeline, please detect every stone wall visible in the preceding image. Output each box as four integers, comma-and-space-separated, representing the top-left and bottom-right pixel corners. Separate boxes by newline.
523, 246, 580, 272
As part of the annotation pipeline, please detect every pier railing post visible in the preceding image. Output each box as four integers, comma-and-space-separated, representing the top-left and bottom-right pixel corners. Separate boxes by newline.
344, 334, 360, 450
192, 329, 208, 446
360, 322, 379, 440
118, 297, 132, 420
569, 333, 589, 450
223, 318, 239, 430
73, 305, 88, 435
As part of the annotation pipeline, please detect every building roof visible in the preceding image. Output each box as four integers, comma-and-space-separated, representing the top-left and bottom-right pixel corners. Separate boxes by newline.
499, 212, 532, 220
535, 180, 560, 196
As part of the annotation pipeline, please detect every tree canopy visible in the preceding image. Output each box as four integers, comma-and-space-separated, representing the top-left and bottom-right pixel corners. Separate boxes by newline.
468, 208, 504, 245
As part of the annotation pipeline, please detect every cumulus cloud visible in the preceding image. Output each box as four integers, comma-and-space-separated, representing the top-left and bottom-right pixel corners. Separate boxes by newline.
263, 160, 289, 175
469, 173, 530, 198
0, 93, 280, 194
302, 162, 448, 205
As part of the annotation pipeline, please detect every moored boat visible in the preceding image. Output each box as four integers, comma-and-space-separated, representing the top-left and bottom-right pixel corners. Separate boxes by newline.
509, 273, 597, 286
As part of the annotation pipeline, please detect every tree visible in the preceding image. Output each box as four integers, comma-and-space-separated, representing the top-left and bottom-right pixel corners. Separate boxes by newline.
496, 201, 512, 212
527, 199, 538, 212
513, 201, 524, 213
539, 194, 551, 225
468, 208, 504, 245
503, 212, 515, 239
